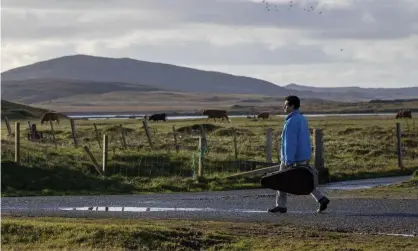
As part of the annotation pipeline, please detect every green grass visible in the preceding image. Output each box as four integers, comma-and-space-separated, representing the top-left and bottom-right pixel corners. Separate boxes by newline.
2, 115, 418, 196
328, 176, 418, 199
2, 217, 418, 251
0, 161, 262, 196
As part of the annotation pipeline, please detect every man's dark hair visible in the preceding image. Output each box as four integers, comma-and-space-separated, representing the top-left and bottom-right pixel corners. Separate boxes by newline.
285, 95, 300, 109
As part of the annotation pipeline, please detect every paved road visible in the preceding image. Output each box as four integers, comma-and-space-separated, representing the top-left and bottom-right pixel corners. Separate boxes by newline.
2, 183, 418, 236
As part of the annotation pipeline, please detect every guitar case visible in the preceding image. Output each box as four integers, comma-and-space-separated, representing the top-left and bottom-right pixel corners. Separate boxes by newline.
260, 164, 316, 195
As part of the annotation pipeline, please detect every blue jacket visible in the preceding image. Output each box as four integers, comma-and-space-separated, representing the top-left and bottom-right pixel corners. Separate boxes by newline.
281, 109, 312, 165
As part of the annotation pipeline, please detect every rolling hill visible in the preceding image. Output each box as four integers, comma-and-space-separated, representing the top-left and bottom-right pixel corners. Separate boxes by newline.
1, 78, 163, 103
1, 55, 417, 114
1, 54, 293, 97
1, 100, 51, 119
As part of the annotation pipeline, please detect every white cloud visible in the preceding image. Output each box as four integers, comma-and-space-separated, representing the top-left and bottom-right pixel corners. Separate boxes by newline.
1, 0, 418, 88
75, 41, 99, 55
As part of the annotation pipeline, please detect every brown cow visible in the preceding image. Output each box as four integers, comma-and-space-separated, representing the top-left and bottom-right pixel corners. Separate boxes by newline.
202, 109, 230, 123
257, 112, 270, 120
396, 110, 412, 119
40, 112, 61, 125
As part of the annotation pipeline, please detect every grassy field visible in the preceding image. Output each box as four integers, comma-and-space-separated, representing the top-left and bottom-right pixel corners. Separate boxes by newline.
2, 216, 418, 251
32, 95, 418, 114
1, 114, 418, 196
327, 171, 418, 199
4, 94, 418, 116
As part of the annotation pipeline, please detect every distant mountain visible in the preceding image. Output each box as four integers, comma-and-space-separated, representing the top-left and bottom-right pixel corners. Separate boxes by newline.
1, 54, 293, 97
2, 55, 417, 105
284, 83, 418, 100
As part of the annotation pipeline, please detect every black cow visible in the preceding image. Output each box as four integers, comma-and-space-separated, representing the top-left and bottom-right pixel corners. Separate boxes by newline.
147, 113, 167, 122
257, 112, 270, 120
202, 109, 230, 123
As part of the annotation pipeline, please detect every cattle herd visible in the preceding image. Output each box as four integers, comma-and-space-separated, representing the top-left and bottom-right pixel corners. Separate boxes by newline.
141, 110, 272, 123
38, 109, 413, 125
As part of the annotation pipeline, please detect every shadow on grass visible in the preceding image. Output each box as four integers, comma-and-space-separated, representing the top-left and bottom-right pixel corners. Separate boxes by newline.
1, 161, 135, 197
0, 160, 262, 196
2, 159, 416, 197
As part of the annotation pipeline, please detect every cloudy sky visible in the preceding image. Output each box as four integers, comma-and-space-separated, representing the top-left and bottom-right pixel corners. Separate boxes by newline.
2, 0, 418, 88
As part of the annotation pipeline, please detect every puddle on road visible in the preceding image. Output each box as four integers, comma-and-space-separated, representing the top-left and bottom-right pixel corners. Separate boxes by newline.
59, 206, 314, 214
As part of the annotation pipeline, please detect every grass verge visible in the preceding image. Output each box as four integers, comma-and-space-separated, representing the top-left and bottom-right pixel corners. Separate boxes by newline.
2, 160, 417, 197
2, 217, 418, 251
0, 161, 262, 197
2, 116, 418, 197
327, 175, 418, 199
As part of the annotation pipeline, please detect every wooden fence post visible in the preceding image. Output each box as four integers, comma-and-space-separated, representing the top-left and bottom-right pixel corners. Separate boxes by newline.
15, 122, 20, 164
142, 120, 153, 150
5, 117, 12, 136
396, 123, 404, 169
103, 134, 108, 174
276, 139, 280, 163
83, 145, 104, 176
232, 128, 238, 161
27, 121, 34, 140
314, 129, 324, 170
198, 136, 203, 178
70, 119, 79, 147
49, 121, 57, 148
313, 128, 329, 183
93, 123, 102, 148
199, 124, 207, 150
119, 124, 127, 149
172, 126, 180, 152
266, 128, 272, 163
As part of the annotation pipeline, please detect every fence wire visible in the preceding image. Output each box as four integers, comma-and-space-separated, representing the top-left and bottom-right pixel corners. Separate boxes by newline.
2, 118, 417, 179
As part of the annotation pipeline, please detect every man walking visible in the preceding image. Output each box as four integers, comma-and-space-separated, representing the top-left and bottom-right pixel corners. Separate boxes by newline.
268, 95, 330, 213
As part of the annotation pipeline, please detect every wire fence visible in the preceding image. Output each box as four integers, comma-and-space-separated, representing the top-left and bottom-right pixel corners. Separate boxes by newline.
1, 118, 417, 179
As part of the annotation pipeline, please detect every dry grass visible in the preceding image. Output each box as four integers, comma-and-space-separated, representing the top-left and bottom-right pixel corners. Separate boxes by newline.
28, 94, 418, 114
1, 115, 417, 196
2, 217, 418, 251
